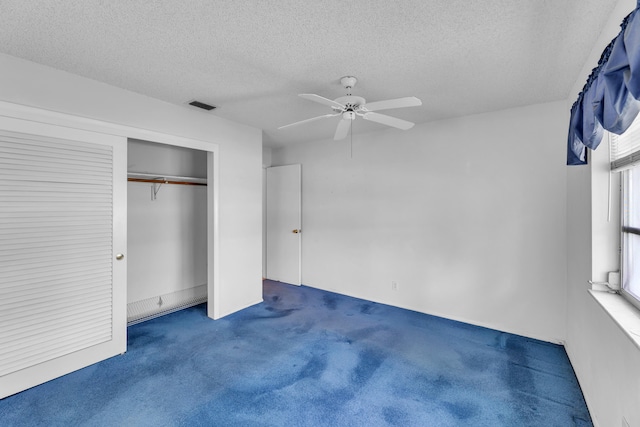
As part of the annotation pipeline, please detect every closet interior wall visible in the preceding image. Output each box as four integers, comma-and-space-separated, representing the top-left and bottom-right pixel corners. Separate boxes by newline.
127, 138, 208, 323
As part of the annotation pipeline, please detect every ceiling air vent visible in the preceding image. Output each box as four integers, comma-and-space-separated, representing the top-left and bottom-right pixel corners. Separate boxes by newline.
188, 100, 216, 111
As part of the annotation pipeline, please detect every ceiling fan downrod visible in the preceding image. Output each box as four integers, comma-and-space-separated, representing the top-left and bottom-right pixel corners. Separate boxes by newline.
340, 76, 357, 95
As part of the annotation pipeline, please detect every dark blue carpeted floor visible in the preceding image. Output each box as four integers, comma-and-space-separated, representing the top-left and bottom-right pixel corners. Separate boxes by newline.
0, 280, 591, 426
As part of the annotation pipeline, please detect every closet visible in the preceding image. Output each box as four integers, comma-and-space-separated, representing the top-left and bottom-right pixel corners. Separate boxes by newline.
126, 139, 208, 323
0, 102, 219, 398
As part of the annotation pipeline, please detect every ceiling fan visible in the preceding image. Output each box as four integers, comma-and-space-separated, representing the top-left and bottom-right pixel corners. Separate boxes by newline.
278, 76, 422, 140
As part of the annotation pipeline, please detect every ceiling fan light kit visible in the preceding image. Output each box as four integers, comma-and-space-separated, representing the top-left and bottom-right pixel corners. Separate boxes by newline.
278, 76, 422, 140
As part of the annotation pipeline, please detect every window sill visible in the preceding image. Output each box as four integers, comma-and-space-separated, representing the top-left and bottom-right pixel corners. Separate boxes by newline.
589, 289, 640, 350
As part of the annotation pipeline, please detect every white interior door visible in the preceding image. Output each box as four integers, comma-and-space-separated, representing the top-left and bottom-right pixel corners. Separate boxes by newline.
266, 164, 301, 285
0, 116, 127, 399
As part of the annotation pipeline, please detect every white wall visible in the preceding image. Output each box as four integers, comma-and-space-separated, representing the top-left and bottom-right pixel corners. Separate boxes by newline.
0, 53, 263, 318
272, 101, 568, 343
128, 138, 208, 179
127, 140, 207, 303
263, 146, 273, 168
564, 2, 640, 426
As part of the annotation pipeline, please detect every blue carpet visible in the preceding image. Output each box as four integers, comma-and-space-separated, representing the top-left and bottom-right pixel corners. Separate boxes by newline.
0, 280, 591, 426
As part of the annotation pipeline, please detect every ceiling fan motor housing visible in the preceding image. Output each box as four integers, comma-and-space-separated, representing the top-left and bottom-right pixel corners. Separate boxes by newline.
334, 95, 366, 113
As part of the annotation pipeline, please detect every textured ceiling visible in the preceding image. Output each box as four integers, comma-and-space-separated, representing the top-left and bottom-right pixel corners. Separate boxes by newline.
0, 0, 621, 147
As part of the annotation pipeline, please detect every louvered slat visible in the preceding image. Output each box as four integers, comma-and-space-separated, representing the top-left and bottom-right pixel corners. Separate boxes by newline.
0, 180, 112, 193
0, 309, 112, 351
1, 297, 111, 329
0, 240, 110, 257
0, 278, 111, 305
1, 299, 112, 334
0, 131, 114, 159
1, 250, 110, 270
0, 322, 113, 365
0, 266, 112, 286
0, 334, 112, 376
0, 246, 109, 263
0, 171, 111, 185
0, 299, 112, 334
0, 131, 115, 378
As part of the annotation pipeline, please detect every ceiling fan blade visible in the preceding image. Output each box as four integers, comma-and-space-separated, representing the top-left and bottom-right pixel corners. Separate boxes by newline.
363, 96, 422, 112
278, 113, 339, 129
299, 94, 345, 110
362, 112, 415, 130
334, 118, 352, 140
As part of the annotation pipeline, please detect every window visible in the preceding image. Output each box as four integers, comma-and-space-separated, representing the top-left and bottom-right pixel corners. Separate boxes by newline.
614, 114, 640, 310
622, 166, 640, 309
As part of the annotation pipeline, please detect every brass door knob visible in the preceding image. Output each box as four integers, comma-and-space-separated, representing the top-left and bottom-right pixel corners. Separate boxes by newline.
292, 229, 301, 234
116, 253, 125, 260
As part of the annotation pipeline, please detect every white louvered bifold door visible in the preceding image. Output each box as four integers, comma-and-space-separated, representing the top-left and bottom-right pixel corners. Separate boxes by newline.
0, 116, 126, 399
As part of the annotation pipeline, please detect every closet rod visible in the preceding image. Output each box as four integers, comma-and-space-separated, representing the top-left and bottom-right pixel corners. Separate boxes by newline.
127, 178, 206, 186
127, 172, 207, 186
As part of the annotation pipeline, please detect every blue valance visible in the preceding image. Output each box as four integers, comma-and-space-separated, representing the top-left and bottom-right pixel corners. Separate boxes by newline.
568, 1, 640, 165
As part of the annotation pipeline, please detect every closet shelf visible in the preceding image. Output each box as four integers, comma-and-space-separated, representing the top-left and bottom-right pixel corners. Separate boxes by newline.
127, 172, 207, 186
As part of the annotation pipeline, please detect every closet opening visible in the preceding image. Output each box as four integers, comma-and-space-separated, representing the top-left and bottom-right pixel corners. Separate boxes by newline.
126, 138, 211, 324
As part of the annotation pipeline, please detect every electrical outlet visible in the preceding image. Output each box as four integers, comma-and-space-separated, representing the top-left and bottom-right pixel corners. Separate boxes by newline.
391, 281, 399, 291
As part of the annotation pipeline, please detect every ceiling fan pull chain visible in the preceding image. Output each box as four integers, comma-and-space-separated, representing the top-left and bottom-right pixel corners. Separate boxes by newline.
350, 120, 353, 159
